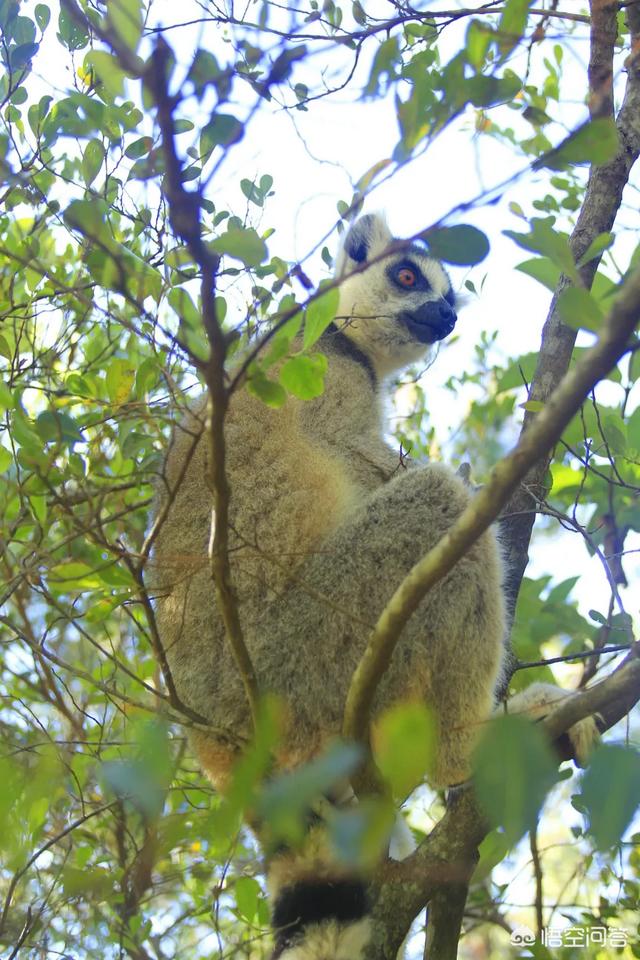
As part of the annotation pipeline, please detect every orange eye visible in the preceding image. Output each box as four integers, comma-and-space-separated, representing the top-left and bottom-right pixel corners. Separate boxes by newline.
397, 267, 417, 287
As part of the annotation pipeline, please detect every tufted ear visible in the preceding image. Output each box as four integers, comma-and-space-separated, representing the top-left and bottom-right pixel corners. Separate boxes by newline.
334, 213, 393, 277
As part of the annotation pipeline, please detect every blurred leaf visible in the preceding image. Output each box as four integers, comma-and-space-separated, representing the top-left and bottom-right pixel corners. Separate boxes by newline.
576, 231, 614, 268
36, 409, 83, 444
423, 224, 490, 265
466, 19, 492, 70
303, 286, 339, 349
257, 742, 363, 845
330, 797, 395, 869
473, 715, 559, 846
364, 35, 400, 97
235, 876, 261, 923
211, 226, 267, 266
247, 371, 287, 408
374, 701, 436, 797
557, 286, 604, 333
537, 118, 620, 171
200, 114, 243, 158
279, 353, 328, 400
35, 4, 50, 30
81, 138, 104, 187
106, 357, 136, 404
85, 50, 129, 98
580, 745, 640, 849
497, 0, 533, 56
505, 218, 577, 282
107, 0, 143, 51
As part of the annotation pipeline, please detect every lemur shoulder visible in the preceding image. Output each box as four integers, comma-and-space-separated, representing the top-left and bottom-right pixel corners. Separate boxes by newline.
153, 213, 597, 960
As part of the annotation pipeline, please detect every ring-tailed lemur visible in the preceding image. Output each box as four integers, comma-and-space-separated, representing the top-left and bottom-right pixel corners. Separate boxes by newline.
153, 213, 597, 959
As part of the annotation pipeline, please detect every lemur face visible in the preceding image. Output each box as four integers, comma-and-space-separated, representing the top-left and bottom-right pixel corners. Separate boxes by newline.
334, 213, 457, 377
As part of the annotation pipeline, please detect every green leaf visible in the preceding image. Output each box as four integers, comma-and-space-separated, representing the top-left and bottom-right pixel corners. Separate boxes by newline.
35, 410, 83, 445
423, 224, 490, 266
10, 41, 39, 68
85, 50, 128, 98
374, 702, 436, 797
303, 286, 339, 349
187, 49, 223, 97
467, 72, 522, 108
355, 158, 392, 192
505, 218, 577, 282
106, 0, 143, 51
124, 135, 152, 159
81, 138, 104, 187
576, 231, 614, 269
257, 742, 363, 846
211, 227, 267, 267
352, 1, 367, 25
472, 829, 510, 882
497, 0, 533, 56
473, 715, 559, 846
515, 256, 561, 292
557, 286, 604, 333
235, 876, 260, 923
0, 447, 12, 473
34, 4, 50, 30
330, 798, 395, 870
364, 35, 400, 98
240, 178, 262, 206
537, 118, 620, 171
580, 745, 640, 849
279, 353, 328, 400
200, 114, 243, 158
168, 287, 208, 361
49, 561, 102, 590
466, 19, 492, 70
0, 334, 12, 360
63, 866, 112, 899
57, 4, 89, 50
106, 357, 136, 404
247, 371, 287, 408
29, 494, 47, 526
64, 198, 110, 239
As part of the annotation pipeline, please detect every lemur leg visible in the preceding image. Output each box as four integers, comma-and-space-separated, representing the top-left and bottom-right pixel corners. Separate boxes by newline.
252, 462, 505, 789
501, 682, 599, 766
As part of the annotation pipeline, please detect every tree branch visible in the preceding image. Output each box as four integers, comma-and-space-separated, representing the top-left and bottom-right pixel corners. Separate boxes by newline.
500, 0, 640, 623
369, 645, 640, 959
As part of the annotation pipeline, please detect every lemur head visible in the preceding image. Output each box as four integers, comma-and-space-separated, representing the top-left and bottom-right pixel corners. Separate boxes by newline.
334, 212, 457, 378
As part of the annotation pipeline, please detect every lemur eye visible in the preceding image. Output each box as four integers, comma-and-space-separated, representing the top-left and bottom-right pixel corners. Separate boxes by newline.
397, 267, 417, 287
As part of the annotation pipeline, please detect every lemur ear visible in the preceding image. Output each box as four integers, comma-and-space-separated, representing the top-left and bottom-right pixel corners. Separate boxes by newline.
335, 213, 393, 276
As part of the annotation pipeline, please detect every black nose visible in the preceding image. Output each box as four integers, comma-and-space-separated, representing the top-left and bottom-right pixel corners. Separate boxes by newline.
411, 299, 457, 342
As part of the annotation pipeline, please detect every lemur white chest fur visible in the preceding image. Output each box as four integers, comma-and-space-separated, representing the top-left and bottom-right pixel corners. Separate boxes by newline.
153, 212, 598, 960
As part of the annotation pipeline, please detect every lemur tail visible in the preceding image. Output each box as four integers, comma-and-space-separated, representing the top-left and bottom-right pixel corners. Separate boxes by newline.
265, 803, 373, 960
265, 803, 415, 958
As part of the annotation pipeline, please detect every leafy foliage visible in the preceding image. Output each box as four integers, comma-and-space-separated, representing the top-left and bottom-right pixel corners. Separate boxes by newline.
0, 1, 638, 958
